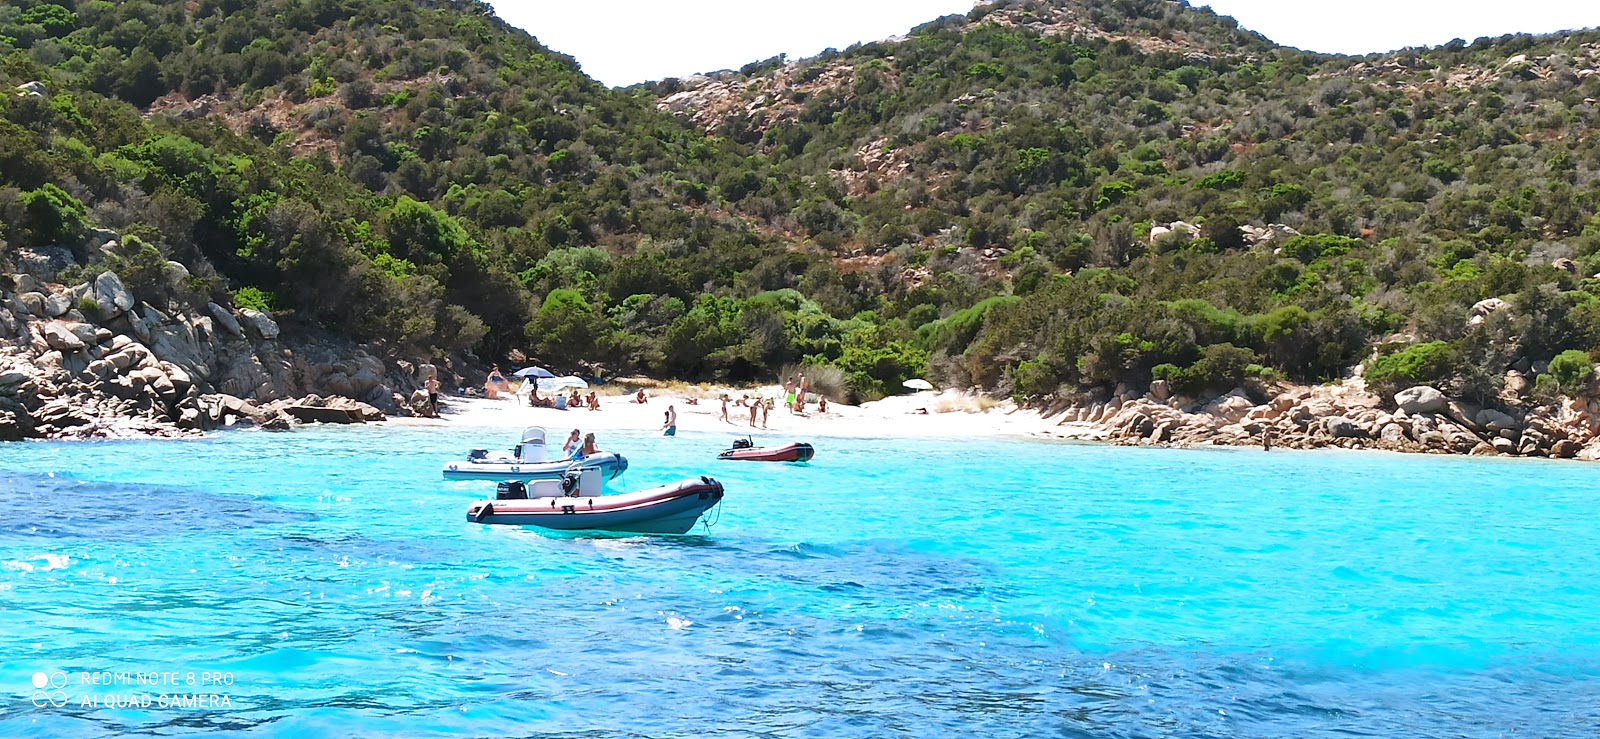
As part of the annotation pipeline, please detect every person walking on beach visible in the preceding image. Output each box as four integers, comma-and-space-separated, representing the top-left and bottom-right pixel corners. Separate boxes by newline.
784, 377, 796, 414
749, 396, 759, 427
761, 398, 769, 429
1262, 425, 1273, 451
663, 405, 677, 436
485, 366, 508, 400
425, 374, 440, 416
720, 395, 730, 424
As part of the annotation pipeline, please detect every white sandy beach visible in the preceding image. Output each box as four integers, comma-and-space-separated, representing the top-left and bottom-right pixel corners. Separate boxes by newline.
392, 384, 1101, 441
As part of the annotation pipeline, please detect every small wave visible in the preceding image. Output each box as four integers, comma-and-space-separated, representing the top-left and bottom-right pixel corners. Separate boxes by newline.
2, 553, 72, 572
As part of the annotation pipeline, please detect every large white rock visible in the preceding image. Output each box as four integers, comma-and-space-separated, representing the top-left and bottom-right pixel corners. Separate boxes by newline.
239, 309, 280, 340
41, 321, 86, 351
18, 292, 46, 317
92, 271, 136, 314
44, 292, 72, 318
1468, 298, 1508, 326
1204, 390, 1254, 424
1394, 386, 1446, 415
207, 302, 244, 339
1475, 407, 1517, 432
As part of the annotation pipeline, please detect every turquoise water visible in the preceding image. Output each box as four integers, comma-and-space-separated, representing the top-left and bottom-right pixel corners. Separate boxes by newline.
2, 426, 1599, 737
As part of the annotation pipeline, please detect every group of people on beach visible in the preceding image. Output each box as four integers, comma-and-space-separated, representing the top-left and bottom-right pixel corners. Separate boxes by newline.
719, 394, 771, 428
480, 366, 600, 411
474, 364, 840, 438
782, 373, 826, 414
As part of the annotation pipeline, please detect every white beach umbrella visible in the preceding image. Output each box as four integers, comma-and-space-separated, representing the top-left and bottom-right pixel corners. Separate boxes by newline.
537, 376, 589, 391
902, 378, 934, 390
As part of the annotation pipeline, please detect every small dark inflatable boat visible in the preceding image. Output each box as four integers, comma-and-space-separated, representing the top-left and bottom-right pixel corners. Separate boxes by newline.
718, 439, 815, 463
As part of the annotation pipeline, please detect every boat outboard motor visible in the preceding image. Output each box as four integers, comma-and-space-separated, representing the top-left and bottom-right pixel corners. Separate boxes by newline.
468, 449, 489, 460
496, 480, 528, 500
732, 437, 754, 450
560, 468, 582, 497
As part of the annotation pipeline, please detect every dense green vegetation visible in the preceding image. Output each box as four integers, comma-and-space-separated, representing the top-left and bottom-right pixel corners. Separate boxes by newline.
2, 0, 1599, 404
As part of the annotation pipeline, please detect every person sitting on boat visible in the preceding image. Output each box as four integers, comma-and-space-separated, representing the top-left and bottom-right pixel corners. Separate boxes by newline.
580, 432, 601, 457
562, 429, 582, 458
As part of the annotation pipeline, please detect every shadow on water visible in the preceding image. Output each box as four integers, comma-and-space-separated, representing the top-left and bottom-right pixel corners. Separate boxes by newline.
0, 472, 315, 541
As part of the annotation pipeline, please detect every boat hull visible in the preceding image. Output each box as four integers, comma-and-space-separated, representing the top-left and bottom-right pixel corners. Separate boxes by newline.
442, 452, 628, 482
467, 478, 724, 535
718, 442, 814, 463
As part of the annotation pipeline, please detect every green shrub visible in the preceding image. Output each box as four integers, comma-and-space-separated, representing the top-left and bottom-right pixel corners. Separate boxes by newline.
306, 77, 338, 98
234, 287, 277, 313
18, 184, 88, 247
1013, 359, 1058, 400
1094, 181, 1135, 210
1422, 158, 1461, 184
1193, 170, 1244, 190
1366, 341, 1459, 394
1149, 343, 1267, 396
1547, 349, 1593, 394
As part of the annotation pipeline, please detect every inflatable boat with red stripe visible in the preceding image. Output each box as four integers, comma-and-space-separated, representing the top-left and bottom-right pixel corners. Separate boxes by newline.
467, 475, 724, 535
717, 439, 815, 463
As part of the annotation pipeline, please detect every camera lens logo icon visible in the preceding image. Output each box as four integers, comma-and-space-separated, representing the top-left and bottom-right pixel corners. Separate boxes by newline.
31, 672, 68, 707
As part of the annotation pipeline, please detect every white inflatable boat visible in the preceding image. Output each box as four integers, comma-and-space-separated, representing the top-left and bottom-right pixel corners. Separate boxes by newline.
467, 469, 724, 535
441, 427, 628, 482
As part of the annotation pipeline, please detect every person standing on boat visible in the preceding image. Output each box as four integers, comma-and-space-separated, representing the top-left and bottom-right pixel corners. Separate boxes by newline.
663, 405, 677, 436
563, 428, 581, 458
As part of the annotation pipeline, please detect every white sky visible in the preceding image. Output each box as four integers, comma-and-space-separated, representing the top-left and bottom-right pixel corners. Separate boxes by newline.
485, 0, 1600, 88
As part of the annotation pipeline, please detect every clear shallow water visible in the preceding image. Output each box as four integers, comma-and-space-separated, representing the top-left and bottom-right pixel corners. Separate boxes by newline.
0, 426, 1598, 737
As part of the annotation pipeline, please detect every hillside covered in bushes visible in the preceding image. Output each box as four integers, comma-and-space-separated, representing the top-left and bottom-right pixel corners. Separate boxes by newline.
2, 0, 1599, 405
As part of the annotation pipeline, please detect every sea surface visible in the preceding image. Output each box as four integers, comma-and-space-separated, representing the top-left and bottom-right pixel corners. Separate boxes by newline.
0, 424, 1597, 737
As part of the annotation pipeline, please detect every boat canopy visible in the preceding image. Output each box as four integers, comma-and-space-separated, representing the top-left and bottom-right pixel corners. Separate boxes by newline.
515, 426, 548, 462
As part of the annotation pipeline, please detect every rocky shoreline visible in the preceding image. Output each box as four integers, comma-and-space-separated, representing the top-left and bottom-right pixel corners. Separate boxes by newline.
0, 253, 441, 442
1036, 374, 1600, 461
6, 252, 1598, 462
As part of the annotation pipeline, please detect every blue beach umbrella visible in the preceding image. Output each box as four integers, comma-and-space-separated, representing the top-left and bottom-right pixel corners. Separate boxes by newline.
513, 366, 555, 379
